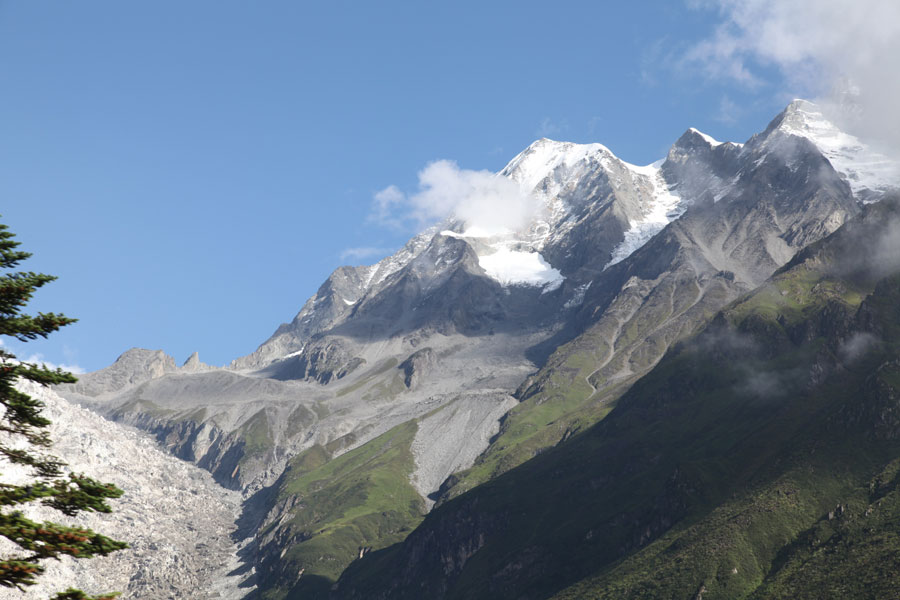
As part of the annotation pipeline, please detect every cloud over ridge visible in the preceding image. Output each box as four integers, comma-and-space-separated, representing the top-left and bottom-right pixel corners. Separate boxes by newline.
372, 160, 541, 236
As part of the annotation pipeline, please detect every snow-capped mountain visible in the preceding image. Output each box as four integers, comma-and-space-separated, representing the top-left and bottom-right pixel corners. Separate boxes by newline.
54, 99, 899, 599
233, 100, 897, 374
763, 99, 899, 202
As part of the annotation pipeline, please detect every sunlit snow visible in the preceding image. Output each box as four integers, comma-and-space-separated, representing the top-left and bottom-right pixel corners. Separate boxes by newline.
478, 248, 563, 287
688, 127, 723, 147
605, 160, 686, 268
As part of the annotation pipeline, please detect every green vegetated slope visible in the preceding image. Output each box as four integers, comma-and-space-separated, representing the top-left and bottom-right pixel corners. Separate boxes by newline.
556, 261, 900, 600
435, 325, 627, 501
437, 271, 734, 504
337, 199, 900, 599
256, 421, 425, 600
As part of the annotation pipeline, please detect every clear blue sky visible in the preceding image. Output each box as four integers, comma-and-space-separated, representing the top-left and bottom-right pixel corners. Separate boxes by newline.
0, 1, 796, 371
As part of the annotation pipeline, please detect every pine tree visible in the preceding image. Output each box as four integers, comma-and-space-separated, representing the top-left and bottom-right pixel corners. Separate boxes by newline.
0, 219, 127, 599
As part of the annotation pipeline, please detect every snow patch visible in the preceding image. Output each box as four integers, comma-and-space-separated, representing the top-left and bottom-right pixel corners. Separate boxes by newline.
502, 138, 617, 192
605, 162, 686, 268
478, 248, 563, 287
689, 127, 724, 147
281, 346, 305, 359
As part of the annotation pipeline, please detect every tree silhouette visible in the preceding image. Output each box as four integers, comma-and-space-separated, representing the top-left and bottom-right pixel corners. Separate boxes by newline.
0, 219, 127, 599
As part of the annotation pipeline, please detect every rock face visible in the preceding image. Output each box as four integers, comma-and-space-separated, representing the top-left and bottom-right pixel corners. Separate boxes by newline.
66, 348, 178, 397
0, 381, 252, 599
399, 347, 436, 389
181, 351, 214, 373
261, 339, 367, 384
53, 100, 899, 598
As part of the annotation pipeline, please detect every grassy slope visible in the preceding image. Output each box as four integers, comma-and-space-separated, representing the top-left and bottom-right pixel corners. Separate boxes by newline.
258, 421, 425, 600
440, 325, 626, 498
549, 260, 900, 599
546, 260, 900, 599
440, 292, 698, 502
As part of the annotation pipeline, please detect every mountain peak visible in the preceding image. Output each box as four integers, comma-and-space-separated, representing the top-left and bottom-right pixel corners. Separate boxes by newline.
181, 351, 212, 372
765, 99, 899, 200
773, 98, 836, 137
668, 128, 730, 158
113, 347, 175, 367
685, 127, 723, 147
785, 97, 818, 113
501, 137, 616, 191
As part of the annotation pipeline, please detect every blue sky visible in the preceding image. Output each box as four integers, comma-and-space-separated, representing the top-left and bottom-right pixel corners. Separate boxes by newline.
0, 1, 834, 370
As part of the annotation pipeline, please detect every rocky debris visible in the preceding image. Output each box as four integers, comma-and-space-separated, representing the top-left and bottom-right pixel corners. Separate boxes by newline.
109, 410, 246, 490
261, 339, 366, 384
0, 380, 252, 600
410, 392, 517, 507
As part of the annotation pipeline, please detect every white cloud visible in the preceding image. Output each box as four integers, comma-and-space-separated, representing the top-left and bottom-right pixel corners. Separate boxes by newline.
687, 0, 900, 151
339, 246, 394, 262
0, 339, 84, 374
22, 353, 84, 374
372, 160, 542, 237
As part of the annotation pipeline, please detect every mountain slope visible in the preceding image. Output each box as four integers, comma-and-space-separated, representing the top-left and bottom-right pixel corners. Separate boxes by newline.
433, 101, 863, 503
56, 100, 898, 598
336, 197, 900, 599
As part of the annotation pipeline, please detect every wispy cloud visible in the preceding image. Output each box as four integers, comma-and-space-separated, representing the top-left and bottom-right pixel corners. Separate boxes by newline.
339, 246, 394, 263
536, 117, 567, 139
369, 185, 407, 229
0, 339, 84, 374
22, 353, 85, 374
713, 95, 741, 124
370, 160, 542, 236
640, 36, 679, 87
587, 116, 604, 136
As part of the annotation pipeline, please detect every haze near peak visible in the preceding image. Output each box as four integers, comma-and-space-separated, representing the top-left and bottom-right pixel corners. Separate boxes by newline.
689, 0, 900, 155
